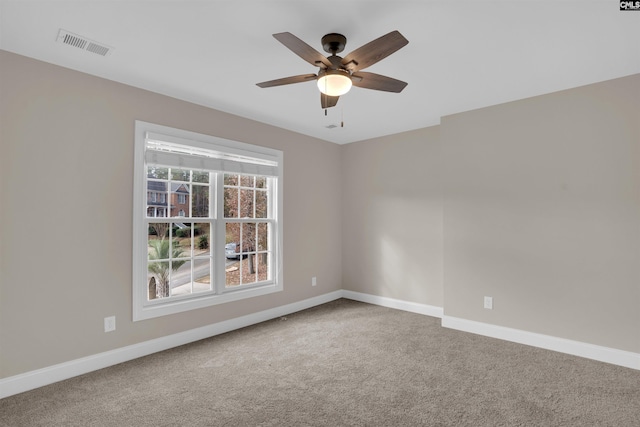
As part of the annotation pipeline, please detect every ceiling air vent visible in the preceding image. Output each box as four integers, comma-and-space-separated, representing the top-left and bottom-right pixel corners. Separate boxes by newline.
56, 29, 113, 57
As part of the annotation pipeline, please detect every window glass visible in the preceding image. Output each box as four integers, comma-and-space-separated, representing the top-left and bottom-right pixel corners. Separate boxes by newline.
171, 168, 190, 182
224, 187, 238, 218
256, 190, 267, 218
192, 185, 209, 217
192, 171, 209, 183
240, 189, 254, 218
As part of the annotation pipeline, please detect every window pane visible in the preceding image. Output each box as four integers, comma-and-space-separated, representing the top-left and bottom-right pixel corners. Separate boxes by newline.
192, 171, 209, 183
224, 187, 238, 218
240, 189, 254, 218
242, 223, 256, 253
226, 261, 241, 287
194, 223, 211, 293
257, 252, 269, 282
170, 260, 191, 296
195, 223, 210, 253
192, 185, 209, 217
148, 223, 170, 253
147, 181, 168, 218
243, 255, 258, 285
147, 166, 168, 179
193, 258, 211, 293
256, 176, 266, 189
147, 268, 161, 300
174, 226, 192, 257
171, 168, 190, 182
240, 175, 253, 187
257, 223, 269, 251
148, 260, 170, 298
255, 190, 267, 218
171, 183, 190, 217
224, 173, 238, 186
226, 222, 241, 249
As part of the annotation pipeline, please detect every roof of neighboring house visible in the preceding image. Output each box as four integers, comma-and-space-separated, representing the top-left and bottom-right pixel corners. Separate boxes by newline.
147, 181, 166, 191
171, 183, 189, 194
146, 181, 190, 194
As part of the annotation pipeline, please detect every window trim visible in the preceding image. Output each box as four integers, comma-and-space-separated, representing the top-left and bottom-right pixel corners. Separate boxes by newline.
133, 121, 283, 321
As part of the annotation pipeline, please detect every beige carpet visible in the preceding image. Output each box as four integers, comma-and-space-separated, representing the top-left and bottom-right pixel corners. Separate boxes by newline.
1, 299, 639, 426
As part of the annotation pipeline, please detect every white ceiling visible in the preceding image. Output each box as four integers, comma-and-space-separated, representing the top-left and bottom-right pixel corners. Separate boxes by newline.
1, 0, 639, 144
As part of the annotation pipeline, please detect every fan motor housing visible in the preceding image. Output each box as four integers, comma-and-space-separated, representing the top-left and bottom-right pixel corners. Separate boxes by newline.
321, 33, 347, 54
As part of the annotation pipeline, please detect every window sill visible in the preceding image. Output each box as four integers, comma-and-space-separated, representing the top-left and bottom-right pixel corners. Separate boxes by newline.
133, 282, 283, 321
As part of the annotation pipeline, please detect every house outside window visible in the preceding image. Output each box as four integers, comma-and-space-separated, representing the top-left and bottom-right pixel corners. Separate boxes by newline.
133, 121, 283, 321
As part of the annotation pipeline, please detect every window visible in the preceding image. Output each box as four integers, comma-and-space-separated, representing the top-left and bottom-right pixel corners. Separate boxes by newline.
133, 121, 283, 321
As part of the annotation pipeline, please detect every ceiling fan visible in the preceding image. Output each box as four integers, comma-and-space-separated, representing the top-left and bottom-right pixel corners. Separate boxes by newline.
256, 31, 409, 109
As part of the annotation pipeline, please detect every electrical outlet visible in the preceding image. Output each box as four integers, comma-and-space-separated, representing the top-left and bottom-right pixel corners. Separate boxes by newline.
312, 276, 317, 286
484, 296, 493, 310
104, 316, 116, 332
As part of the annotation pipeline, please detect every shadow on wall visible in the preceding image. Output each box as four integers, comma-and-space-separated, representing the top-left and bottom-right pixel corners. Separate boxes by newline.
370, 196, 443, 304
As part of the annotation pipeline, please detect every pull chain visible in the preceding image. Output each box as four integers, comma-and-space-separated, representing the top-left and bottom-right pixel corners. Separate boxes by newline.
324, 76, 328, 116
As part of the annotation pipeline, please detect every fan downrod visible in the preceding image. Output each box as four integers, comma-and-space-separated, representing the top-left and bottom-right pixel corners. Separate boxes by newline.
321, 33, 347, 54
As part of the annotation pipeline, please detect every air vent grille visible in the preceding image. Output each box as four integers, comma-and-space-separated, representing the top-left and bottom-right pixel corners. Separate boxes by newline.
57, 29, 112, 57
63, 33, 87, 49
86, 42, 110, 56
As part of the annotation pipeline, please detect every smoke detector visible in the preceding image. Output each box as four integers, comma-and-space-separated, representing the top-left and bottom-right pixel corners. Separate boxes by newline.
56, 29, 113, 57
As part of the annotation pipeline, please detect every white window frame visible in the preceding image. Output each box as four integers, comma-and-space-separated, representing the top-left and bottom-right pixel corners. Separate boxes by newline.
133, 121, 283, 321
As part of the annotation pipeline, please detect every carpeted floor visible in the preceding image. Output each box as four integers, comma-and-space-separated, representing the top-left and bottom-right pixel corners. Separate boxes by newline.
1, 298, 639, 426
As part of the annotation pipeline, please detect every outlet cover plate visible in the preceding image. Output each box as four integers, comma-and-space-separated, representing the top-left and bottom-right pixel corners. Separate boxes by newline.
104, 316, 116, 332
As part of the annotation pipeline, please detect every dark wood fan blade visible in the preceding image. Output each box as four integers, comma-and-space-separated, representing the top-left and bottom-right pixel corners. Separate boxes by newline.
341, 30, 408, 72
256, 74, 317, 88
351, 72, 407, 93
273, 32, 332, 69
321, 93, 339, 109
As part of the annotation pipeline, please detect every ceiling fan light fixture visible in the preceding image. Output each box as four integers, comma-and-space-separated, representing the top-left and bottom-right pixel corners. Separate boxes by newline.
256, 31, 409, 108
317, 70, 352, 96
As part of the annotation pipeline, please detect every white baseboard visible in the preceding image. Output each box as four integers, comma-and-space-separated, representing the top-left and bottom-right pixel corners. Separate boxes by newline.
4, 290, 638, 399
442, 315, 640, 371
341, 290, 639, 371
0, 290, 343, 399
341, 290, 444, 318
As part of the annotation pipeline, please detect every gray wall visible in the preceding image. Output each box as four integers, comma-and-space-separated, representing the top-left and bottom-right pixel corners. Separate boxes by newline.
341, 127, 444, 307
441, 74, 640, 353
0, 51, 343, 378
342, 73, 640, 354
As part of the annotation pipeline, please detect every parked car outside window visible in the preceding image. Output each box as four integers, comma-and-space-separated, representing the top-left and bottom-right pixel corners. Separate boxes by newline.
225, 242, 240, 259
